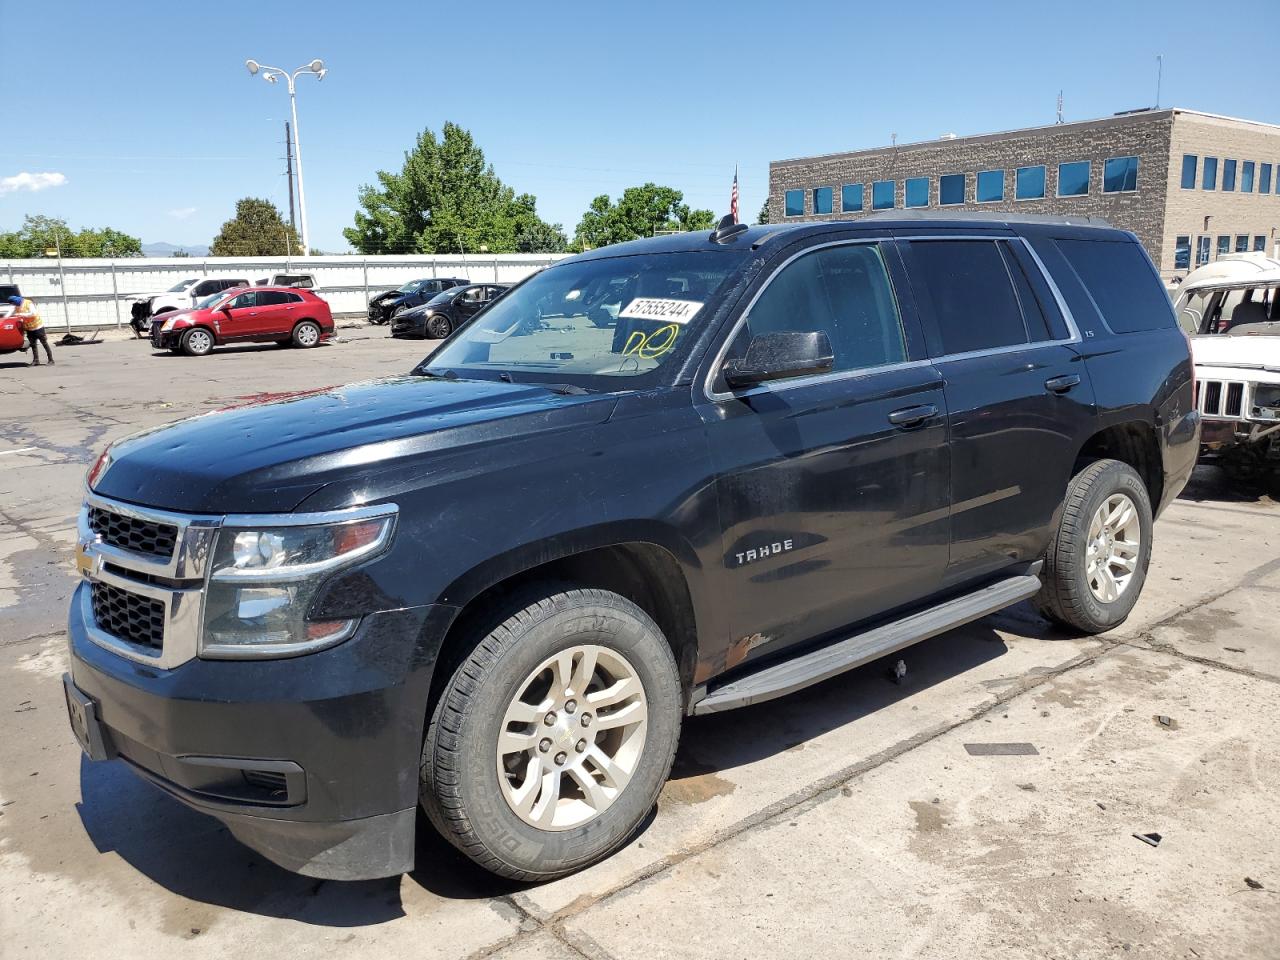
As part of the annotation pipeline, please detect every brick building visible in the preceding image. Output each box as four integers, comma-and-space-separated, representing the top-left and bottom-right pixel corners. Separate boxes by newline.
768, 108, 1280, 281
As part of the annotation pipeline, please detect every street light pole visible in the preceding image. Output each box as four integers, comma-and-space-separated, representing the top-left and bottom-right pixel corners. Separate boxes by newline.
245, 58, 326, 256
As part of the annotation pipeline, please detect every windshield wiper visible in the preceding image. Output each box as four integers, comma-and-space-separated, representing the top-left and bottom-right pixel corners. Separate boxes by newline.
415, 367, 458, 380
493, 370, 593, 395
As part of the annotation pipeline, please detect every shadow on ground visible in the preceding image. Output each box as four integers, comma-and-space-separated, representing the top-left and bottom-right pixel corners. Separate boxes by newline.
1179, 464, 1279, 505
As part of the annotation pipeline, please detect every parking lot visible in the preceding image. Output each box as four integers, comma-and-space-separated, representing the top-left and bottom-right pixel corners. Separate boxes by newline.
1, 331, 1278, 959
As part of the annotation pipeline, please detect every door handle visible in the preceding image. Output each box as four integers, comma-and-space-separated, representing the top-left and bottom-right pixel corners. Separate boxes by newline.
888, 403, 938, 428
1045, 374, 1081, 394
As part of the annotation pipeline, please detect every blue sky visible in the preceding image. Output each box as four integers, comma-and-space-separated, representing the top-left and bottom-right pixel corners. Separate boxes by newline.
3, 0, 1278, 252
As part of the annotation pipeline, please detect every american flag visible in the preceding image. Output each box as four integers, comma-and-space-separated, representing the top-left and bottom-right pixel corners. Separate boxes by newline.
730, 166, 739, 223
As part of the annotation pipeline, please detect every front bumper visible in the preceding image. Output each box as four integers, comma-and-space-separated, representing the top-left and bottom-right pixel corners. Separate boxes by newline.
149, 323, 181, 350
67, 583, 455, 879
389, 316, 426, 338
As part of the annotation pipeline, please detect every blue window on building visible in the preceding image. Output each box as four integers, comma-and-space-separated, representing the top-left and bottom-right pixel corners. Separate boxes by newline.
1242, 161, 1256, 193
905, 177, 929, 208
1217, 235, 1231, 257
1016, 165, 1046, 200
1223, 159, 1237, 191
1261, 163, 1273, 194
1057, 161, 1090, 197
784, 189, 804, 217
1202, 157, 1218, 190
813, 186, 834, 215
1103, 156, 1139, 193
938, 173, 965, 205
841, 183, 864, 213
1255, 236, 1268, 253
872, 180, 896, 210
1180, 154, 1198, 189
976, 169, 1004, 202
1174, 236, 1191, 270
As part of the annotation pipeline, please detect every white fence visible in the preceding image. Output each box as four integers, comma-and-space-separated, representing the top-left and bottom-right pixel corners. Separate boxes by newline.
2, 254, 570, 330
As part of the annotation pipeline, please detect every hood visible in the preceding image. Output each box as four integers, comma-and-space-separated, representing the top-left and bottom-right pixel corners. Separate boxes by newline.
372, 290, 408, 305
92, 376, 617, 513
1192, 334, 1280, 376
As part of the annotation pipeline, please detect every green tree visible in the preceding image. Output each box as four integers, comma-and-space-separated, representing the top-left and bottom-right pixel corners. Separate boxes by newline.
0, 215, 142, 258
210, 198, 300, 256
571, 183, 715, 250
343, 122, 564, 254
757, 198, 771, 225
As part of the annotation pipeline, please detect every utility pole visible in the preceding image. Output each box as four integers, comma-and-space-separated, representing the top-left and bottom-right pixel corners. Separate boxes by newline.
284, 120, 297, 234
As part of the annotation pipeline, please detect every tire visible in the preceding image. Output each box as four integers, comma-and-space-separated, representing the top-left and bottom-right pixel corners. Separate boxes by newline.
180, 327, 214, 357
420, 586, 682, 881
291, 320, 321, 348
426, 313, 453, 340
1036, 458, 1153, 634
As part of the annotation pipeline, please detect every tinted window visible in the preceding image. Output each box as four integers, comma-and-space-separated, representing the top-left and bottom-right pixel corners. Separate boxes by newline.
193, 281, 220, 297
872, 180, 895, 210
1180, 154, 1197, 189
976, 170, 1004, 202
1235, 235, 1249, 253
841, 183, 864, 212
1223, 159, 1237, 191
1202, 157, 1218, 189
227, 292, 258, 309
1255, 236, 1267, 253
938, 173, 965, 205
1174, 235, 1191, 270
1217, 235, 1230, 257
1242, 161, 1256, 193
1057, 161, 1090, 197
784, 190, 804, 217
1016, 165, 1046, 200
1262, 163, 1273, 193
1197, 236, 1211, 265
1054, 238, 1174, 334
1103, 156, 1139, 193
813, 186, 834, 214
908, 240, 1029, 354
905, 177, 928, 208
744, 243, 906, 374
258, 291, 289, 306
1001, 245, 1051, 341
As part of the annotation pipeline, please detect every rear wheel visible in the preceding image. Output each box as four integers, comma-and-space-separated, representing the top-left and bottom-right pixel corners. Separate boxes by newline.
180, 327, 213, 357
420, 586, 681, 880
426, 313, 453, 340
291, 321, 321, 348
1037, 458, 1153, 634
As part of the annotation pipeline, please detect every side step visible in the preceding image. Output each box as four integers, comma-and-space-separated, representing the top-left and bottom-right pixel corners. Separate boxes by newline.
691, 573, 1042, 715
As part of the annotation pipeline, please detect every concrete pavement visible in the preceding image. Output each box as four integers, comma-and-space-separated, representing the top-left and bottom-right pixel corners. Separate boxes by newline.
1, 335, 1277, 958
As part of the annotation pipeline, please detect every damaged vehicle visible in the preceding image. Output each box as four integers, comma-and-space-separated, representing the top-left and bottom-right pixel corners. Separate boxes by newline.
66, 214, 1197, 884
1174, 254, 1280, 486
367, 277, 469, 324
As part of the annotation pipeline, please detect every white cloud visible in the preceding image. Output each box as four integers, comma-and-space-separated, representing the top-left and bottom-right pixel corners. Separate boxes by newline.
168, 206, 197, 219
0, 171, 67, 194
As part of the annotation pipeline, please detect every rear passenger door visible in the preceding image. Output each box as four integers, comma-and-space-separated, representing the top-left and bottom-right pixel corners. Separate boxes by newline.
897, 235, 1096, 587
702, 239, 951, 667
254, 291, 299, 339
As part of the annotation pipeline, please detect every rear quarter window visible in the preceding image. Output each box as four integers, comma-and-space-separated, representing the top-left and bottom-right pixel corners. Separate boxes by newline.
1053, 238, 1174, 334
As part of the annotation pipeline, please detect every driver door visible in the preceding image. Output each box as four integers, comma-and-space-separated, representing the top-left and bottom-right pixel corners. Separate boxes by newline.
700, 239, 950, 667
456, 286, 488, 320
216, 291, 263, 341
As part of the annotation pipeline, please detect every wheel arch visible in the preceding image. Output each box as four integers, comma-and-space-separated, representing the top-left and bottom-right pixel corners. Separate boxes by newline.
429, 526, 703, 715
1074, 419, 1163, 510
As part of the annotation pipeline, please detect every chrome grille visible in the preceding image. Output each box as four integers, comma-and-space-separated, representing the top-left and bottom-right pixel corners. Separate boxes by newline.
90, 581, 165, 651
1197, 379, 1248, 420
88, 506, 178, 560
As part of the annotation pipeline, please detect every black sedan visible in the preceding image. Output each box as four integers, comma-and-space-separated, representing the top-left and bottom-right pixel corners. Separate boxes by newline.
390, 283, 508, 339
368, 277, 469, 324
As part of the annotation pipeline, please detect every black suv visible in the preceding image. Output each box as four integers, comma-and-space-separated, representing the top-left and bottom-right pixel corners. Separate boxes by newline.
367, 277, 469, 324
390, 283, 509, 339
65, 216, 1198, 883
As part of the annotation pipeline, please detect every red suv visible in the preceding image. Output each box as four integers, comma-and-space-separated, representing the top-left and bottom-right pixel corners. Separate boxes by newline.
150, 286, 334, 356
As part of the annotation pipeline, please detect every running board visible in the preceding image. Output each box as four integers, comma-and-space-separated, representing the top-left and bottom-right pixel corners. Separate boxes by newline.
691, 573, 1043, 715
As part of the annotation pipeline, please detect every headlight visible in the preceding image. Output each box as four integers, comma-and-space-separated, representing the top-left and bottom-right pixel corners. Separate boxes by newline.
160, 318, 175, 332
199, 506, 396, 659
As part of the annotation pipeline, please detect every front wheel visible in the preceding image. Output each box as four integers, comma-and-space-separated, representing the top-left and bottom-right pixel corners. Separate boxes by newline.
180, 327, 213, 357
291, 321, 321, 348
1036, 458, 1153, 634
420, 587, 682, 881
426, 314, 453, 340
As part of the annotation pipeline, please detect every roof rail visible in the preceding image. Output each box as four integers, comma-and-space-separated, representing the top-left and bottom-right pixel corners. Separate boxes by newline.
859, 209, 1114, 227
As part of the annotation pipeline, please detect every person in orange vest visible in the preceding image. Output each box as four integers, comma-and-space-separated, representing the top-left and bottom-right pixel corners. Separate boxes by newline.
8, 295, 53, 365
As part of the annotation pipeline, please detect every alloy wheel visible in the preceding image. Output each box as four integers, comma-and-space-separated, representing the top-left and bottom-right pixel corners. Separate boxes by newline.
496, 644, 647, 831
1086, 492, 1141, 602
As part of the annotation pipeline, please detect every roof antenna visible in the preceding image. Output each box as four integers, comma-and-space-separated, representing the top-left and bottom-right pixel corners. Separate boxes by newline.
1154, 54, 1162, 108
711, 213, 748, 244
1056, 90, 1064, 124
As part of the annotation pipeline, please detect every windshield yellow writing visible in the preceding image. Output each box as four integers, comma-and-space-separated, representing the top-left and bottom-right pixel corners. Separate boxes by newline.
621, 323, 680, 360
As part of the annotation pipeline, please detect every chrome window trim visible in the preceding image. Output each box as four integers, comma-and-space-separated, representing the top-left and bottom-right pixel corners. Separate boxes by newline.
76, 494, 398, 669
702, 234, 1083, 404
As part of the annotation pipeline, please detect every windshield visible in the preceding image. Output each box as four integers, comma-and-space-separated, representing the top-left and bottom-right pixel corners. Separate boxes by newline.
426, 288, 461, 307
425, 251, 738, 385
196, 293, 226, 310
396, 280, 425, 294
166, 279, 198, 293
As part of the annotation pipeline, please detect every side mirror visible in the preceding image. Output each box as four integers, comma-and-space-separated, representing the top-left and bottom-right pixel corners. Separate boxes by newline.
722, 330, 835, 389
